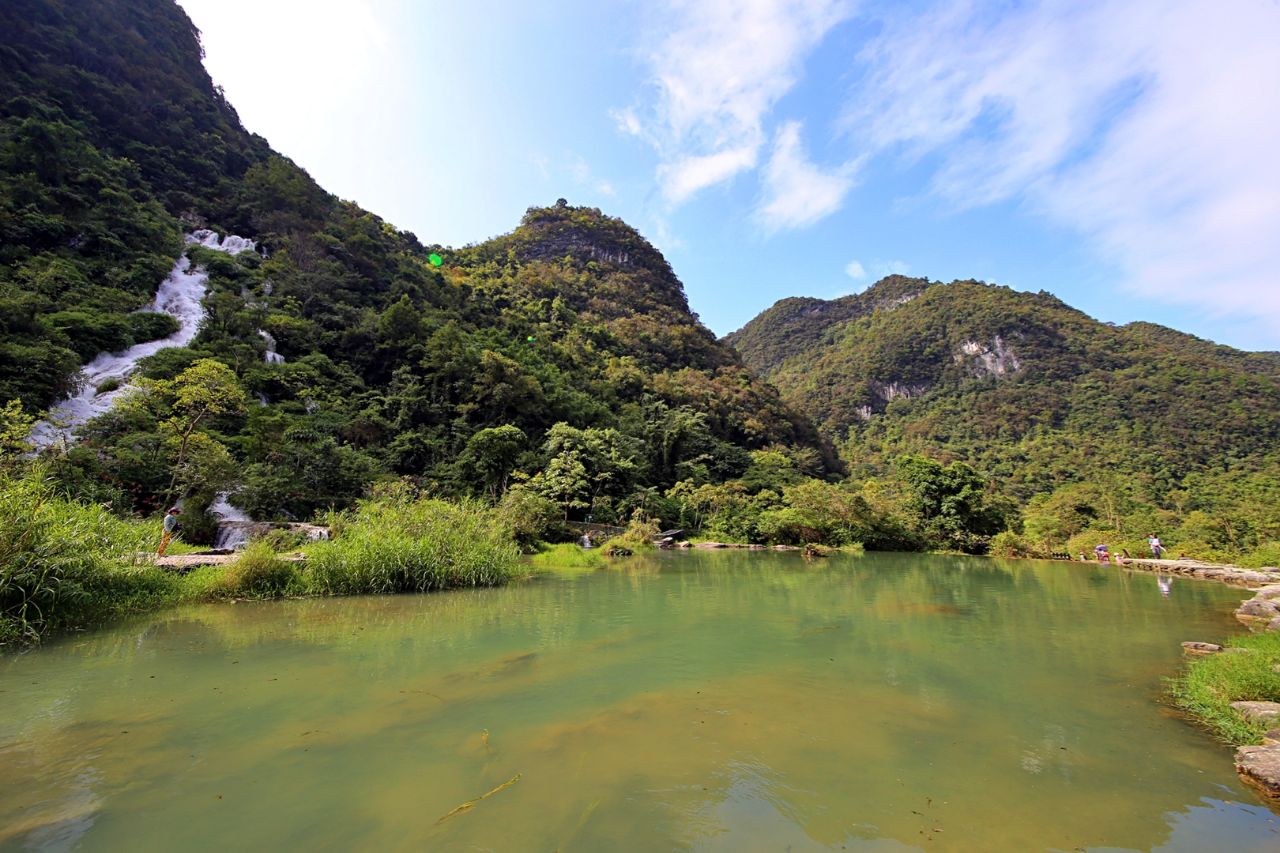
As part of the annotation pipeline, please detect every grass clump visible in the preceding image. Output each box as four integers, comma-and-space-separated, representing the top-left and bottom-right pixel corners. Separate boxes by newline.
213, 540, 298, 598
1, 467, 162, 645
529, 542, 606, 572
303, 485, 522, 595
1170, 631, 1280, 745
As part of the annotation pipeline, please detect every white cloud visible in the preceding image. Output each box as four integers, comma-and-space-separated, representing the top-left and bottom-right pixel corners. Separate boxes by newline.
845, 260, 866, 279
873, 260, 910, 277
568, 154, 617, 197
756, 121, 858, 232
621, 0, 854, 204
843, 0, 1280, 331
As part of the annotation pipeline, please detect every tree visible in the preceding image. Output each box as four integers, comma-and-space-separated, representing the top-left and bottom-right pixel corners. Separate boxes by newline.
161, 359, 246, 503
461, 425, 526, 501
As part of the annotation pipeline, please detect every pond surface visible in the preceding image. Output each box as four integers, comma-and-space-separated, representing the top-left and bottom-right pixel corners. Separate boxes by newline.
3, 552, 1278, 851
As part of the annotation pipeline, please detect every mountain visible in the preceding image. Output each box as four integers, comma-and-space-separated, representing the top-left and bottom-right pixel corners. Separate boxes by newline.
727, 277, 1280, 502
0, 0, 832, 535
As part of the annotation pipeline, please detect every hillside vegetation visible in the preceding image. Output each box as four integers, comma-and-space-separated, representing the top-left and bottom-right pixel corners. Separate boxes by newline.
0, 0, 837, 546
728, 277, 1280, 562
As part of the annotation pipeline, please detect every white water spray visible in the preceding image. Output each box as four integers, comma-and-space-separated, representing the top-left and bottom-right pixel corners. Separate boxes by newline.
29, 230, 256, 449
258, 329, 285, 364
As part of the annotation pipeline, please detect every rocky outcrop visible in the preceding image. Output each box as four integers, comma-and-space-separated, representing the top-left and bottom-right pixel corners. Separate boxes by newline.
1231, 702, 1280, 726
1181, 641, 1224, 655
1236, 745, 1280, 799
1235, 585, 1280, 630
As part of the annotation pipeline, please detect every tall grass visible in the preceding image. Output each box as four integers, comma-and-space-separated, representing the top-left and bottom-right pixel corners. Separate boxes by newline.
1169, 631, 1280, 745
213, 540, 298, 598
529, 542, 607, 572
0, 468, 163, 645
304, 491, 522, 595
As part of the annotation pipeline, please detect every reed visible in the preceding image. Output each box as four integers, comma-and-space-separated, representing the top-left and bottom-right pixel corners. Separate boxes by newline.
213, 540, 298, 598
0, 467, 160, 645
303, 492, 522, 595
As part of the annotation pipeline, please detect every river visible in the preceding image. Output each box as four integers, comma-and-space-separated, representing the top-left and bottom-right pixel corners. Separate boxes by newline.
2, 551, 1277, 851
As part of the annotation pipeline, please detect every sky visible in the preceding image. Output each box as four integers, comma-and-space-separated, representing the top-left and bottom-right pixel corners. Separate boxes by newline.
177, 0, 1280, 351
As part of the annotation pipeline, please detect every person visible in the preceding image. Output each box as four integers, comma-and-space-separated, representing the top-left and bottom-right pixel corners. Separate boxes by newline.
1147, 533, 1165, 559
157, 507, 182, 556
1094, 543, 1110, 563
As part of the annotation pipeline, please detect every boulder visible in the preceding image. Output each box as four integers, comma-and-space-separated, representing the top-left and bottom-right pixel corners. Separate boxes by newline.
694, 542, 728, 549
1230, 701, 1280, 726
1181, 641, 1223, 655
1236, 744, 1280, 798
1255, 585, 1280, 601
1237, 598, 1280, 618
1267, 615, 1280, 632
1265, 729, 1280, 747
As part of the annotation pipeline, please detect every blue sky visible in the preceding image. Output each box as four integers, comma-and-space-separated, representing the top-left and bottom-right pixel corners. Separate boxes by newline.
178, 0, 1280, 351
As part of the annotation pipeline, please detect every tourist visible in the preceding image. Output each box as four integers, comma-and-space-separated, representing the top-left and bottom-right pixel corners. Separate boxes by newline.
157, 507, 182, 556
1094, 543, 1110, 563
1148, 533, 1165, 559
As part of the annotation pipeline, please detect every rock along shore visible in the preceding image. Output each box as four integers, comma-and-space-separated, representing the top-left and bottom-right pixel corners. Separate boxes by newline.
1137, 557, 1280, 801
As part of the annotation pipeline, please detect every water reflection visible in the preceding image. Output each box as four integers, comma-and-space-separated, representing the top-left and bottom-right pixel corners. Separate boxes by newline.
2, 552, 1276, 851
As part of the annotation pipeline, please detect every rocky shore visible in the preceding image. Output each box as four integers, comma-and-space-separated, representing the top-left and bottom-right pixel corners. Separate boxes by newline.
1145, 557, 1280, 802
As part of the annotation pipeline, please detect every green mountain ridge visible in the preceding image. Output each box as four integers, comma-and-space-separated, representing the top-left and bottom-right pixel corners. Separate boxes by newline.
728, 276, 1280, 502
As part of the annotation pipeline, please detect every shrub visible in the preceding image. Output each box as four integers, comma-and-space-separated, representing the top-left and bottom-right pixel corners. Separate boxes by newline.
989, 530, 1038, 559
1238, 542, 1280, 570
214, 540, 297, 597
303, 491, 522, 595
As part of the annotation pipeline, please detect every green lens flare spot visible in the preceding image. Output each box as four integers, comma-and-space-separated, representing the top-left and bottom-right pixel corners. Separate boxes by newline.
428, 253, 443, 266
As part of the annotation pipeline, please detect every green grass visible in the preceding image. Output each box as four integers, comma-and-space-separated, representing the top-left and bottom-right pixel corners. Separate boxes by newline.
529, 542, 606, 572
302, 493, 523, 595
1, 472, 527, 648
1169, 631, 1280, 745
213, 540, 298, 598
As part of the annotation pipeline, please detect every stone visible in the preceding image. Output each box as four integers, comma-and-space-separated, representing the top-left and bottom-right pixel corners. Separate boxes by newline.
1268, 617, 1280, 633
1230, 701, 1280, 726
1237, 597, 1280, 618
694, 542, 727, 549
1181, 641, 1223, 655
1255, 585, 1280, 601
1236, 745, 1280, 798
1265, 729, 1280, 747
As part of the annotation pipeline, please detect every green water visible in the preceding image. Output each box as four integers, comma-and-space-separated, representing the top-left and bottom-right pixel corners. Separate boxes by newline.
3, 552, 1278, 852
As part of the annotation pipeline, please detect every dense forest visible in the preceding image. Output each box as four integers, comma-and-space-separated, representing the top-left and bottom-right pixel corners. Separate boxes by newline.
1, 0, 1277, 587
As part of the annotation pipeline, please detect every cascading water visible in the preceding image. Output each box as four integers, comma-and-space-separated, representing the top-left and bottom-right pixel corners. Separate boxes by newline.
210, 492, 254, 550
29, 230, 256, 449
258, 330, 285, 364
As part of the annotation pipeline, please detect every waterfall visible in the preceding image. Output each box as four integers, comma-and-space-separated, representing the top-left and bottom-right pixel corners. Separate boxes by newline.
258, 329, 285, 364
29, 230, 256, 449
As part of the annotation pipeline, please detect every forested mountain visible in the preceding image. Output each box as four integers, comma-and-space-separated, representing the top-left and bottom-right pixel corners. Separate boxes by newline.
727, 277, 1280, 546
0, 0, 832, 540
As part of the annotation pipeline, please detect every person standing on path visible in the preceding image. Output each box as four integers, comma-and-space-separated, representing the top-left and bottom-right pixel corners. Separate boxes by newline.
1148, 533, 1164, 559
157, 507, 182, 556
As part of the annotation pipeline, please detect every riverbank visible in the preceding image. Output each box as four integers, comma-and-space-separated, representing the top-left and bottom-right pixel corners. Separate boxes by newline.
1132, 556, 1280, 801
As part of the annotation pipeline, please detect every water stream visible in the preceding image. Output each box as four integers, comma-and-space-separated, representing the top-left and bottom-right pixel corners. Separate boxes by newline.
2, 552, 1276, 851
29, 230, 256, 450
